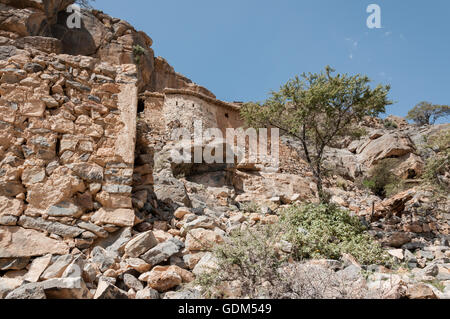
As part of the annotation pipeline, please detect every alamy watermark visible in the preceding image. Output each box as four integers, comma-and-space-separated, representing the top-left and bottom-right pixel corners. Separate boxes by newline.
366, 4, 382, 29
170, 121, 280, 168
66, 4, 82, 29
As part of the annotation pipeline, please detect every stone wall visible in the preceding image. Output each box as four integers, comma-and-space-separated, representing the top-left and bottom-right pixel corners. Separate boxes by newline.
161, 89, 243, 134
0, 49, 138, 258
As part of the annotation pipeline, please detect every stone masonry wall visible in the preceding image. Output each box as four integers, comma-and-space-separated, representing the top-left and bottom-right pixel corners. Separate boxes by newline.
0, 49, 138, 259
162, 89, 243, 134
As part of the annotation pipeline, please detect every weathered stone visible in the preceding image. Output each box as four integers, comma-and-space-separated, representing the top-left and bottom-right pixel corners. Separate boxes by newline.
174, 207, 191, 219
192, 252, 219, 276
96, 227, 132, 258
47, 201, 82, 218
18, 216, 84, 238
185, 229, 224, 252
0, 196, 24, 217
23, 254, 52, 282
91, 246, 116, 272
76, 222, 108, 238
41, 254, 73, 280
0, 257, 30, 270
124, 231, 158, 258
40, 277, 93, 299
407, 283, 438, 299
163, 288, 202, 300
388, 249, 404, 261
140, 238, 183, 267
0, 215, 18, 226
125, 258, 151, 273
135, 287, 160, 299
94, 279, 128, 299
5, 282, 46, 299
0, 278, 23, 299
0, 226, 69, 258
145, 266, 183, 293
123, 273, 144, 292
71, 163, 104, 183
90, 208, 135, 227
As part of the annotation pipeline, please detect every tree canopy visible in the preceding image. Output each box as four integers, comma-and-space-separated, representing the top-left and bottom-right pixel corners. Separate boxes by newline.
406, 102, 450, 126
240, 66, 392, 201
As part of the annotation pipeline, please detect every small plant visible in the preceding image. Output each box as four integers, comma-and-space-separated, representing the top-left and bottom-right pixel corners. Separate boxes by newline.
279, 203, 393, 266
348, 126, 369, 140
424, 280, 445, 293
195, 225, 285, 299
384, 120, 398, 129
239, 201, 261, 214
362, 158, 403, 198
422, 129, 450, 190
133, 45, 146, 64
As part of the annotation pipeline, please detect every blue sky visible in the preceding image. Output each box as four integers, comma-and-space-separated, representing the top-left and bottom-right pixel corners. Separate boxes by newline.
93, 0, 450, 122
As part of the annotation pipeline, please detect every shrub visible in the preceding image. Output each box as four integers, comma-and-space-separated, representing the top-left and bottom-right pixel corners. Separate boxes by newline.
239, 201, 261, 214
383, 120, 398, 129
362, 158, 403, 197
279, 204, 392, 266
133, 45, 146, 64
195, 225, 285, 299
348, 126, 369, 140
423, 129, 450, 189
195, 221, 380, 299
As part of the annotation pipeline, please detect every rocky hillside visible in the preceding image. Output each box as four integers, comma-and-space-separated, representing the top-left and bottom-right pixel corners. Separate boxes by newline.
0, 1, 449, 299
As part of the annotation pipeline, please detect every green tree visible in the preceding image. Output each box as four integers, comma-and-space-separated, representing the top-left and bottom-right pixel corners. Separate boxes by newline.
406, 102, 450, 126
241, 66, 392, 201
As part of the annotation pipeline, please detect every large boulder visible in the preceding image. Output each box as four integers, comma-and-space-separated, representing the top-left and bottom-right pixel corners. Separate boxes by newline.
0, 226, 70, 258
357, 132, 415, 166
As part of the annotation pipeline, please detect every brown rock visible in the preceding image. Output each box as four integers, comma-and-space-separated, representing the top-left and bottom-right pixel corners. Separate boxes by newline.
23, 254, 53, 283
407, 284, 438, 299
146, 265, 194, 292
357, 133, 414, 166
90, 208, 135, 227
0, 196, 24, 217
0, 226, 69, 258
185, 229, 224, 252
124, 231, 158, 258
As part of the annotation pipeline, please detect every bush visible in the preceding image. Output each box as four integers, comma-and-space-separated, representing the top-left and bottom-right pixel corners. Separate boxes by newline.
383, 120, 398, 129
362, 158, 403, 198
239, 201, 261, 214
423, 129, 450, 189
195, 225, 285, 299
195, 220, 381, 299
280, 204, 392, 266
133, 45, 146, 64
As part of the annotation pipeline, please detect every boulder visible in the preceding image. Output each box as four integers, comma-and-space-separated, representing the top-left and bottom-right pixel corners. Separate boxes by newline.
90, 208, 135, 227
185, 229, 224, 252
94, 279, 128, 299
23, 254, 53, 282
5, 282, 46, 299
357, 132, 415, 166
140, 238, 183, 267
124, 231, 158, 258
0, 226, 69, 258
407, 283, 438, 299
145, 265, 193, 293
135, 287, 160, 300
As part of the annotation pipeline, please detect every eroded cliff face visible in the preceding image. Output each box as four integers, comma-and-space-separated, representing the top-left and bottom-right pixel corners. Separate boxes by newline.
0, 0, 214, 95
